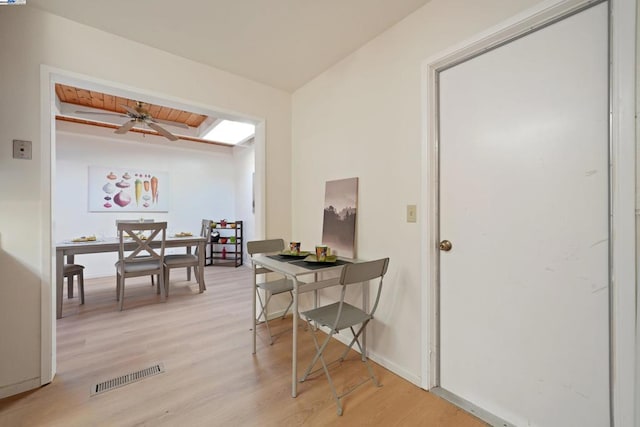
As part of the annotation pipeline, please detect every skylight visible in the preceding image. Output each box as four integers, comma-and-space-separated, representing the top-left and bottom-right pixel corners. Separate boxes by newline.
203, 120, 255, 145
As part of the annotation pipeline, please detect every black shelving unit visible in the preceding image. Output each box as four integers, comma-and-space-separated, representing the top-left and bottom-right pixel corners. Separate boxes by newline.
206, 220, 243, 267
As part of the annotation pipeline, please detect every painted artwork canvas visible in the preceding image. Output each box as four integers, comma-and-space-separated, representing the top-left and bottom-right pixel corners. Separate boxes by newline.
321, 177, 358, 259
88, 166, 169, 212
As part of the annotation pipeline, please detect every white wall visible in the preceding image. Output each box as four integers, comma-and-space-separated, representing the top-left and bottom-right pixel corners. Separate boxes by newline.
55, 122, 243, 277
0, 5, 290, 396
291, 0, 545, 385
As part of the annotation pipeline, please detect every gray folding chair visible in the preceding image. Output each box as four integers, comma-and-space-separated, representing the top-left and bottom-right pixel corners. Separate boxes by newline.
299, 257, 390, 416
115, 221, 167, 311
247, 239, 295, 354
163, 219, 211, 295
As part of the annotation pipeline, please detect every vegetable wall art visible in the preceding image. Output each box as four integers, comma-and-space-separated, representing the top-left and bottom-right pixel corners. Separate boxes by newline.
88, 166, 169, 212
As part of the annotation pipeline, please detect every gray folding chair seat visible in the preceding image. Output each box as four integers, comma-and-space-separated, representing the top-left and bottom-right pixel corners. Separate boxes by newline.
299, 257, 390, 416
164, 219, 211, 295
302, 302, 370, 332
247, 238, 296, 354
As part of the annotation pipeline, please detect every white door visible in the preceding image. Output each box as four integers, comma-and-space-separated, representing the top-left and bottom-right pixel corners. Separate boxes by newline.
438, 3, 609, 426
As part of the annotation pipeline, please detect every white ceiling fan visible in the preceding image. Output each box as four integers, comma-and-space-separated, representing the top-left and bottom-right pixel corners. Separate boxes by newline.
76, 101, 189, 141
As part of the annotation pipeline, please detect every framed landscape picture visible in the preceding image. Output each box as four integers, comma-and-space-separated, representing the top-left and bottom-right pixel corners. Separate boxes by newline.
88, 166, 169, 212
321, 177, 358, 258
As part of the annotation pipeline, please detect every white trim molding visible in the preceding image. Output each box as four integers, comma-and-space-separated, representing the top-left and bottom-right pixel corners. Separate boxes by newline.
0, 377, 42, 400
608, 0, 637, 425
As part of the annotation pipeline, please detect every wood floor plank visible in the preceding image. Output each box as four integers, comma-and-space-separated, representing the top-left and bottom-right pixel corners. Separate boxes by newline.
0, 266, 486, 426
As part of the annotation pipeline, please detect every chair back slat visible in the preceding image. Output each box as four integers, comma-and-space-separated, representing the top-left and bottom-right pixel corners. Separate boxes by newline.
338, 257, 389, 318
247, 238, 284, 255
340, 258, 389, 286
197, 219, 213, 256
117, 221, 167, 262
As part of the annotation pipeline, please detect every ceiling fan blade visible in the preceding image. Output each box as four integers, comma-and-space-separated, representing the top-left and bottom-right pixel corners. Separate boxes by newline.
114, 120, 136, 134
75, 110, 128, 118
147, 122, 179, 141
121, 104, 140, 116
151, 117, 190, 129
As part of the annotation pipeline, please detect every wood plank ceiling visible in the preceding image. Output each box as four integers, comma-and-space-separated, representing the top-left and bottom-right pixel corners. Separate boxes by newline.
54, 84, 223, 145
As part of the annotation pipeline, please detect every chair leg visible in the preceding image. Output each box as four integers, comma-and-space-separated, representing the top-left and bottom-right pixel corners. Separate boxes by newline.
252, 282, 257, 355
256, 291, 275, 345
256, 291, 268, 321
340, 323, 368, 361
118, 274, 125, 311
159, 269, 166, 301
301, 318, 343, 415
164, 269, 170, 297
300, 319, 334, 381
151, 275, 155, 287
194, 266, 205, 292
79, 272, 85, 305
348, 325, 380, 387
67, 276, 74, 299
116, 272, 121, 301
281, 291, 294, 319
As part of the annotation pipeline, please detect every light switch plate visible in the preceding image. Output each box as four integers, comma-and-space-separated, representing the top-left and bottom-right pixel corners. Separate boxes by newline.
407, 204, 417, 223
13, 139, 32, 160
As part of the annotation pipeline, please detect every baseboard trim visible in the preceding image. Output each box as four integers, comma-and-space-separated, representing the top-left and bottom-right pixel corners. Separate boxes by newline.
0, 377, 41, 399
430, 387, 516, 427
367, 348, 422, 387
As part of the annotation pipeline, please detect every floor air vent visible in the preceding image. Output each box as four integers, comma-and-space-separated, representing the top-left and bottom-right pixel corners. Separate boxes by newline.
91, 362, 165, 396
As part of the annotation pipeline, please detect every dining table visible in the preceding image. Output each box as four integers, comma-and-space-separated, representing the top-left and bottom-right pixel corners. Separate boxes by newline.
250, 253, 368, 398
55, 235, 207, 319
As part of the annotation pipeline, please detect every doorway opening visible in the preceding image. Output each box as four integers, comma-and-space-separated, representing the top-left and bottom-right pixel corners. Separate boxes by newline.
42, 68, 267, 380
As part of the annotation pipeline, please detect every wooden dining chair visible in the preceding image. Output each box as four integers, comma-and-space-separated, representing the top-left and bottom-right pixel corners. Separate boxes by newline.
115, 219, 159, 286
163, 219, 211, 295
299, 257, 390, 416
64, 263, 85, 304
115, 221, 167, 311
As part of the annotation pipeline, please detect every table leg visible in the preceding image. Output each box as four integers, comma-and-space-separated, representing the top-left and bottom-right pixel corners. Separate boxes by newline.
197, 242, 205, 292
66, 254, 75, 299
252, 265, 257, 355
56, 249, 64, 319
314, 272, 318, 308
186, 246, 192, 281
292, 276, 299, 397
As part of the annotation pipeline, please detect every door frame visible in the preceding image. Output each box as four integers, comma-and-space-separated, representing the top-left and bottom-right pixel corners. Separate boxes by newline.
419, 0, 636, 424
39, 66, 268, 386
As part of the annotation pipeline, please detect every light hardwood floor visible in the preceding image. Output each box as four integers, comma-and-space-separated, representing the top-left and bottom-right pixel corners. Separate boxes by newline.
0, 266, 486, 426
